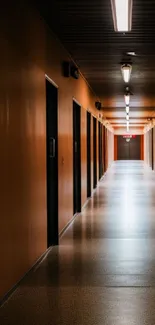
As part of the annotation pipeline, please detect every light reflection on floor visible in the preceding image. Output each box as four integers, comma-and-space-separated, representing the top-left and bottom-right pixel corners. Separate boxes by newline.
1, 161, 155, 325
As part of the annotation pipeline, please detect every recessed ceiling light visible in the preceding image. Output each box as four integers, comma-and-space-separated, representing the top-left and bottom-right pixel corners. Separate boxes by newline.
111, 0, 133, 32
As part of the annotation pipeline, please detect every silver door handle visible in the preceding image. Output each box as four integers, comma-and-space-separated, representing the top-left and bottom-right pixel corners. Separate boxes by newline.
49, 138, 55, 158
75, 141, 77, 153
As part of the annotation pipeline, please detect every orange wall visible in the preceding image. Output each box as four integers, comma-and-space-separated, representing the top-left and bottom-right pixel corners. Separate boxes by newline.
141, 135, 144, 160
0, 1, 114, 300
106, 129, 114, 169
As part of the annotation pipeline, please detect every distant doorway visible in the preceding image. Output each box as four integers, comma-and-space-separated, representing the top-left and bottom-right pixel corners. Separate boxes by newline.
73, 101, 81, 214
117, 135, 141, 160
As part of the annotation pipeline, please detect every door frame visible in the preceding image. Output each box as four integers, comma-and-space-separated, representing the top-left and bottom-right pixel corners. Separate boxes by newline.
46, 75, 59, 247
73, 100, 81, 214
45, 74, 58, 88
93, 117, 97, 188
103, 125, 106, 172
151, 128, 154, 170
98, 121, 103, 179
87, 111, 91, 197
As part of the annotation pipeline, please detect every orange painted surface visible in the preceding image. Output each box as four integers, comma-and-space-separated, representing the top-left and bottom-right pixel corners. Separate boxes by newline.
0, 1, 115, 300
104, 129, 114, 170
141, 135, 144, 160
0, 1, 114, 300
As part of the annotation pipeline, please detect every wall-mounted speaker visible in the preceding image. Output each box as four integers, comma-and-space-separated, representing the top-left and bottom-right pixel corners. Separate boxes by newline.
62, 61, 79, 79
95, 101, 102, 110
71, 66, 79, 79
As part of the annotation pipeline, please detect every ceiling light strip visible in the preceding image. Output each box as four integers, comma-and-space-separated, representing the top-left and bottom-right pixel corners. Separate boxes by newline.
111, 0, 133, 32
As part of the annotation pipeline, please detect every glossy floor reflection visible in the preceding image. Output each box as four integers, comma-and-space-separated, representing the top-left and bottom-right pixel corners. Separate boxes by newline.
1, 161, 155, 324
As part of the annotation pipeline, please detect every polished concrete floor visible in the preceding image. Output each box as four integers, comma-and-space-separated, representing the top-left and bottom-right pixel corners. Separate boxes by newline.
1, 160, 155, 324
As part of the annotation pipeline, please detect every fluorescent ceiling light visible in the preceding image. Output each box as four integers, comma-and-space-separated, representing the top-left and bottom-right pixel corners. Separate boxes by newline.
126, 106, 129, 113
126, 114, 129, 121
111, 0, 133, 32
125, 94, 130, 105
127, 121, 129, 127
121, 64, 132, 83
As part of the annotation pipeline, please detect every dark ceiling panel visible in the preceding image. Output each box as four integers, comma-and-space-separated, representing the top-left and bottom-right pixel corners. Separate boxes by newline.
34, 0, 155, 129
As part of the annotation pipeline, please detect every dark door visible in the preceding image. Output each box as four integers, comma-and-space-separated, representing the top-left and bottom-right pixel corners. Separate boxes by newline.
117, 135, 141, 160
93, 117, 97, 188
117, 136, 130, 159
73, 101, 81, 214
129, 136, 141, 159
98, 121, 103, 179
151, 129, 154, 170
102, 125, 106, 173
152, 129, 154, 170
46, 78, 58, 247
87, 111, 91, 197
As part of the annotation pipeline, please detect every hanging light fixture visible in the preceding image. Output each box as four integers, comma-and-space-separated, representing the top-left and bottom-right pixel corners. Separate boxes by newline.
126, 106, 129, 113
121, 63, 132, 83
111, 0, 133, 32
125, 94, 130, 105
126, 114, 129, 121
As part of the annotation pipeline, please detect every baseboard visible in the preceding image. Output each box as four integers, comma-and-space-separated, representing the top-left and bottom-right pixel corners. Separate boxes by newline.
0, 247, 52, 308
59, 196, 91, 239
82, 198, 90, 210
59, 212, 79, 238
0, 172, 106, 308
